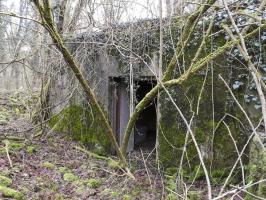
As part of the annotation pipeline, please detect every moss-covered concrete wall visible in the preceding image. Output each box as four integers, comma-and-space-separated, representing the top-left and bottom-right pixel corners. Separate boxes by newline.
48, 19, 164, 154
49, 105, 111, 155
158, 35, 250, 181
158, 75, 248, 180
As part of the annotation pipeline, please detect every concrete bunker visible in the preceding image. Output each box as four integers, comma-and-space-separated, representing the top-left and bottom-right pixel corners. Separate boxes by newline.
109, 77, 157, 152
47, 17, 257, 178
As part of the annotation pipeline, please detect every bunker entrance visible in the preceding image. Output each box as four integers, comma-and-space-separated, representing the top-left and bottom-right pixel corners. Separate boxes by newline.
134, 80, 157, 150
109, 78, 157, 152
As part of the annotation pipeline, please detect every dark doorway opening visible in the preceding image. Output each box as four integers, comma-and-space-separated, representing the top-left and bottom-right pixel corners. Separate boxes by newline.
109, 77, 157, 152
134, 80, 157, 150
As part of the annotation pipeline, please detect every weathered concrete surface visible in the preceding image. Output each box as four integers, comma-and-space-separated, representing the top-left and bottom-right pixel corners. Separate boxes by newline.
48, 45, 156, 153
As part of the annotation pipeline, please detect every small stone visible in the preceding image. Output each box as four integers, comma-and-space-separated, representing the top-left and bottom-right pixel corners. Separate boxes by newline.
58, 166, 68, 173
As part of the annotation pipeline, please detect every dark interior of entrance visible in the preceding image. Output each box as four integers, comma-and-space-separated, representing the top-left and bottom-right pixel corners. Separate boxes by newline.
134, 80, 157, 150
109, 78, 157, 152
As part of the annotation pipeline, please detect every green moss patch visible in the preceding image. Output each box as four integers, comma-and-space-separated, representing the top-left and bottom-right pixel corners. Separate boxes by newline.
2, 140, 24, 150
0, 147, 5, 154
63, 173, 79, 182
110, 191, 121, 198
165, 175, 176, 192
58, 166, 68, 173
0, 185, 24, 199
0, 175, 12, 186
48, 105, 111, 154
42, 161, 55, 170
123, 194, 132, 200
86, 178, 101, 188
187, 191, 203, 200
26, 146, 35, 155
107, 160, 120, 170
166, 193, 177, 200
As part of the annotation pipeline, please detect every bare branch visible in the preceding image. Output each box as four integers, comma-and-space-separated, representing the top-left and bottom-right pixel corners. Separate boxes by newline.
0, 11, 43, 25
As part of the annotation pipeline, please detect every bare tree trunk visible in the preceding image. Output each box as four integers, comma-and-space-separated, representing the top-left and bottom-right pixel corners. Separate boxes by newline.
165, 0, 171, 16
52, 0, 68, 34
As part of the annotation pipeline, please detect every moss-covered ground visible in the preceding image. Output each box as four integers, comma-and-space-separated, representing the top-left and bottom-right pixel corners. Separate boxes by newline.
0, 91, 165, 199
1, 88, 265, 199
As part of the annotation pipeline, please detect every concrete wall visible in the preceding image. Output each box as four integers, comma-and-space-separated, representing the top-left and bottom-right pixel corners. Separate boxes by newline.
48, 46, 157, 152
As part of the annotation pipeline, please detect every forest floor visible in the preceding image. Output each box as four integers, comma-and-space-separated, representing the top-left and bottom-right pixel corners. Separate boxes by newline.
0, 91, 169, 200
0, 91, 219, 200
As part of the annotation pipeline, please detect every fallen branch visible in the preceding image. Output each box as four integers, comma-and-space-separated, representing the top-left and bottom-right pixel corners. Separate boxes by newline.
0, 136, 26, 141
73, 145, 135, 180
4, 140, 13, 168
74, 145, 114, 161
0, 11, 43, 25
213, 179, 266, 200
230, 185, 266, 200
